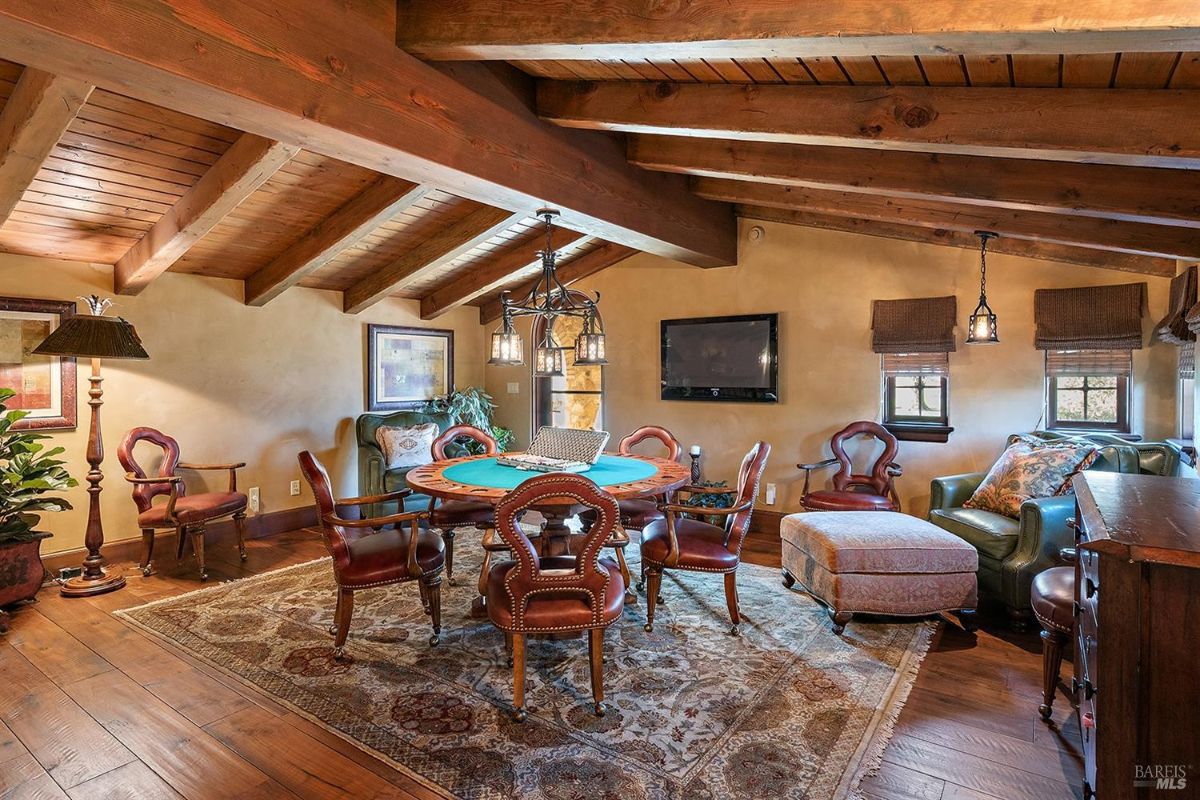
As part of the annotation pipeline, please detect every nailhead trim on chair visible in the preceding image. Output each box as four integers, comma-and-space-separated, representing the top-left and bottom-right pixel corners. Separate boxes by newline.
1033, 609, 1072, 635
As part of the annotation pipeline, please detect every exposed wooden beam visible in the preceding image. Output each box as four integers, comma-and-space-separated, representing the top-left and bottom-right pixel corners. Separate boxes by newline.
478, 242, 638, 324
420, 227, 586, 320
343, 207, 523, 313
629, 136, 1200, 229
0, 67, 93, 225
693, 178, 1200, 259
397, 1, 1200, 60
738, 206, 1177, 278
114, 134, 299, 294
245, 178, 432, 306
0, 1, 735, 268
539, 82, 1200, 169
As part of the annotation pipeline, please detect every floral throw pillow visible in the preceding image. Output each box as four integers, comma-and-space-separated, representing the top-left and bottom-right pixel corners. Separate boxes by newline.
963, 436, 1099, 519
376, 423, 439, 470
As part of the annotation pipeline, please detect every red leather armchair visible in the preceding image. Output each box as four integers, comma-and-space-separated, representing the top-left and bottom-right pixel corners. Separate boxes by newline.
428, 424, 498, 588
641, 441, 771, 636
298, 451, 444, 659
487, 473, 625, 722
118, 427, 248, 581
799, 421, 902, 512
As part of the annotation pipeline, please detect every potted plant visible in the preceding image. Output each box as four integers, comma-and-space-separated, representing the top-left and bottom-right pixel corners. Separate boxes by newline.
0, 388, 76, 633
424, 386, 515, 452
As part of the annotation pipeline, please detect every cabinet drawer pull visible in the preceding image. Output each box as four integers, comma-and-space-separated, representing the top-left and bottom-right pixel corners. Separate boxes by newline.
1086, 578, 1099, 599
1081, 711, 1096, 730
1084, 679, 1097, 700
1073, 601, 1081, 618
1083, 779, 1095, 799
1071, 677, 1080, 695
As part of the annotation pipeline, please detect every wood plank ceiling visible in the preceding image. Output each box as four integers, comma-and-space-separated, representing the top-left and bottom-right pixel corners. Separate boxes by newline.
0, 3, 1194, 327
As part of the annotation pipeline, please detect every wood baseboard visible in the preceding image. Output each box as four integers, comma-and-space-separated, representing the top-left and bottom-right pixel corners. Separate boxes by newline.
41, 505, 317, 577
749, 507, 786, 536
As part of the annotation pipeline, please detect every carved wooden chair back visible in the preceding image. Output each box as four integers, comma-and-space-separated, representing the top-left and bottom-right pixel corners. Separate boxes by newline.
724, 441, 772, 552
431, 424, 498, 461
118, 427, 185, 513
618, 426, 683, 461
297, 450, 355, 572
828, 421, 900, 496
493, 473, 620, 630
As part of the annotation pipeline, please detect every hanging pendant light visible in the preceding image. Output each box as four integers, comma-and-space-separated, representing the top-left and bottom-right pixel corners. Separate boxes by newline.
966, 231, 1000, 345
574, 309, 608, 366
533, 328, 565, 377
491, 208, 607, 371
487, 313, 524, 366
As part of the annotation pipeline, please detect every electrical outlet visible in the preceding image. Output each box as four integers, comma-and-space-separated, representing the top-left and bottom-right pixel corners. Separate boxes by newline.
290, 479, 301, 496
248, 486, 260, 513
764, 483, 777, 505
507, 382, 520, 394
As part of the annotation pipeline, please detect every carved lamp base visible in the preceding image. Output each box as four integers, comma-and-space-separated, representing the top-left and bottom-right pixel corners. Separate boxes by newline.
60, 570, 126, 597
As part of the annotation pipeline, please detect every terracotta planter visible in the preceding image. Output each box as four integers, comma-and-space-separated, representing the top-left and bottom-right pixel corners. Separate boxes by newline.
0, 531, 51, 634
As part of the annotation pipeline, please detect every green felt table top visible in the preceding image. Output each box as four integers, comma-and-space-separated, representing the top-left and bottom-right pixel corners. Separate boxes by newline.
440, 454, 658, 490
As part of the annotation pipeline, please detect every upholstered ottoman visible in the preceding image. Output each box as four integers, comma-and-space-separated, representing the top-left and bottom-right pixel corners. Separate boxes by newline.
780, 511, 979, 634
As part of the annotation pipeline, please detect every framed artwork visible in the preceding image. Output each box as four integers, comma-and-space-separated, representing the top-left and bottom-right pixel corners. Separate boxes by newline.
0, 297, 77, 430
367, 325, 454, 411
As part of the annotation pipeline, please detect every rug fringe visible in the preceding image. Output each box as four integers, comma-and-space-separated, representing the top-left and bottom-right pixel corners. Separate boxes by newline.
843, 619, 940, 799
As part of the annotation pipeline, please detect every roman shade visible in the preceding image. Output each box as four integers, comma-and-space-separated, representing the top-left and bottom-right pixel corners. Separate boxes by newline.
1044, 349, 1132, 378
1180, 346, 1195, 381
1156, 266, 1197, 344
871, 296, 957, 354
881, 352, 949, 376
1034, 283, 1146, 351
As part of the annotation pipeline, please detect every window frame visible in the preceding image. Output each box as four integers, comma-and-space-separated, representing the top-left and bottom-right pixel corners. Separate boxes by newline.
880, 363, 953, 443
531, 297, 606, 434
1046, 374, 1131, 434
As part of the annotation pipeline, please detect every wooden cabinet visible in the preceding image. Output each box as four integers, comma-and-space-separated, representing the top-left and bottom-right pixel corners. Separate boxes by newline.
1073, 473, 1200, 800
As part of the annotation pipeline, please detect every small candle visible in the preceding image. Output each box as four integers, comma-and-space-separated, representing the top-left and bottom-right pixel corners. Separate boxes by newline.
689, 445, 701, 457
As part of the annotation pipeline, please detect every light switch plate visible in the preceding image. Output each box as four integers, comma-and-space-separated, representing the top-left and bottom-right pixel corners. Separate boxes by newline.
290, 479, 301, 496
248, 487, 260, 513
764, 483, 777, 505
507, 382, 520, 394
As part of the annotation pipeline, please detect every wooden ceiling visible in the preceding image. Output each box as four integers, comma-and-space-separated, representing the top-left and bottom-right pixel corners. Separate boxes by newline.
0, 2, 1193, 323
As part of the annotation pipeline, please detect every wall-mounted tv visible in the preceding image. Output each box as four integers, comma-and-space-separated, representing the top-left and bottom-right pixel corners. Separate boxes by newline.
661, 313, 779, 402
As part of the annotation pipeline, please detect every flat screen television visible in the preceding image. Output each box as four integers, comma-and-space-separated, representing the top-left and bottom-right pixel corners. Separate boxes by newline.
660, 313, 779, 402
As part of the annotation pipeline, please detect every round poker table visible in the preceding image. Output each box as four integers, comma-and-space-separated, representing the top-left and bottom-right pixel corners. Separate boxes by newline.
405, 452, 689, 505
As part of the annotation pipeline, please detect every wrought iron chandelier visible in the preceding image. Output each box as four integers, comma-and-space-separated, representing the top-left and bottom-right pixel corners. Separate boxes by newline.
487, 209, 607, 376
966, 230, 1000, 344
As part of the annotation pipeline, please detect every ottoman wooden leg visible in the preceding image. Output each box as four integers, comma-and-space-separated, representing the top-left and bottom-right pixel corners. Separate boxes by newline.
781, 568, 796, 588
828, 608, 853, 635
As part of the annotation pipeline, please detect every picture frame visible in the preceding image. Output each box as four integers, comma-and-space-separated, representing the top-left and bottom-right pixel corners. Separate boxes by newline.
367, 325, 454, 411
0, 297, 77, 430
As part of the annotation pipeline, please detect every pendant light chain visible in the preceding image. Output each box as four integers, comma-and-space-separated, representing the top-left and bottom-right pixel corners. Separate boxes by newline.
978, 233, 989, 302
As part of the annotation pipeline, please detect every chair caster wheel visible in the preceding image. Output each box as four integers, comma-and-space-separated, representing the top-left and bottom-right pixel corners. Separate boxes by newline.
333, 647, 353, 663
327, 624, 338, 637
199, 573, 209, 582
643, 623, 653, 633
506, 657, 514, 668
729, 625, 740, 637
240, 554, 248, 562
141, 566, 153, 577
512, 708, 527, 723
657, 595, 664, 604
1038, 704, 1052, 721
429, 633, 440, 647
831, 624, 846, 635
594, 703, 605, 717
635, 582, 645, 593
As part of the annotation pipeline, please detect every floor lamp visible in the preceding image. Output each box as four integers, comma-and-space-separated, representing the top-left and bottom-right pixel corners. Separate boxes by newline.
33, 295, 149, 597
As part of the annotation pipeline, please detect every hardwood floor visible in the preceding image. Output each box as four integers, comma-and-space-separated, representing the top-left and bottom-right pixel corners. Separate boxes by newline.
1, 529, 1083, 800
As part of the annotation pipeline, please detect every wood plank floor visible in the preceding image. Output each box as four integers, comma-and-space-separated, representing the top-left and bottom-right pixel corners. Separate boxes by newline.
1, 529, 1083, 800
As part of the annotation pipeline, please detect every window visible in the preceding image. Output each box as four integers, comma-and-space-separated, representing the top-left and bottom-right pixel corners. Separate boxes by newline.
1180, 347, 1195, 440
533, 302, 605, 432
881, 352, 952, 442
1045, 350, 1131, 433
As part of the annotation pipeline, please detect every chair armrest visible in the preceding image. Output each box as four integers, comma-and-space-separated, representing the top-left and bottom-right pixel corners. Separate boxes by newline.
797, 457, 838, 472
1059, 548, 1078, 564
659, 500, 754, 517
678, 484, 738, 495
1000, 496, 1079, 603
179, 462, 246, 470
124, 474, 184, 484
337, 488, 413, 506
886, 462, 903, 477
929, 472, 986, 512
324, 509, 428, 529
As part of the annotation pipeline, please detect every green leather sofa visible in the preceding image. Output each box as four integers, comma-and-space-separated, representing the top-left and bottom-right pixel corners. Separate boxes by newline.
356, 409, 464, 515
929, 432, 1181, 629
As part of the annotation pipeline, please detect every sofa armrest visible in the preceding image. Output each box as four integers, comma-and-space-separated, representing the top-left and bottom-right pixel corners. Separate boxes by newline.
929, 472, 986, 512
998, 495, 1079, 609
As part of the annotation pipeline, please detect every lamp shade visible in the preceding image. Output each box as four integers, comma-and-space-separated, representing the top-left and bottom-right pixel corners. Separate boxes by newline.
33, 313, 149, 359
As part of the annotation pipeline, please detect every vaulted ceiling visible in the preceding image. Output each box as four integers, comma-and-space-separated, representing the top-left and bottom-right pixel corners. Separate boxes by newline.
0, 2, 1192, 324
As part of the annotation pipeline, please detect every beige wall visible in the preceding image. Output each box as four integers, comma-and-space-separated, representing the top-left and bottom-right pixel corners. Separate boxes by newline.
0, 255, 486, 555
488, 221, 1178, 517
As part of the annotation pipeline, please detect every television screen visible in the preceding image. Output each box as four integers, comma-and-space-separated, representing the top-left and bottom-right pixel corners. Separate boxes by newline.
661, 314, 778, 402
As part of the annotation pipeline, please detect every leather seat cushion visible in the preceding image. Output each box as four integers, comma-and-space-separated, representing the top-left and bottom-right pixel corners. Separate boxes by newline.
1031, 566, 1076, 634
781, 511, 978, 574
579, 498, 664, 531
430, 499, 494, 528
929, 507, 1021, 561
486, 556, 625, 631
640, 518, 739, 572
802, 490, 896, 512
138, 492, 247, 527
339, 529, 445, 588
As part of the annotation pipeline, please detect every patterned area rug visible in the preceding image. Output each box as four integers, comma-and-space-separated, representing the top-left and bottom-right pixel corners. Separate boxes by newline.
116, 529, 935, 799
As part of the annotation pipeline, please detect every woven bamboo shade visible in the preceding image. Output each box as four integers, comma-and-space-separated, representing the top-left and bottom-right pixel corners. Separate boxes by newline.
1034, 283, 1145, 351
33, 314, 149, 359
881, 352, 950, 376
1156, 266, 1197, 345
871, 296, 957, 354
1045, 349, 1132, 378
